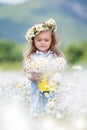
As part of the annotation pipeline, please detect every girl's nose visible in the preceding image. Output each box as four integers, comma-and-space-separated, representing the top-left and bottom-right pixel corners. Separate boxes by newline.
40, 40, 45, 44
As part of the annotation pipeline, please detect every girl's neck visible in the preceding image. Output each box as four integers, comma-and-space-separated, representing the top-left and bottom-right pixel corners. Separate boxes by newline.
37, 50, 50, 54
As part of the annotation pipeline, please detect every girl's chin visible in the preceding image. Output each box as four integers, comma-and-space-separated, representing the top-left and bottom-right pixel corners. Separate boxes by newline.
40, 50, 48, 54
39, 48, 47, 51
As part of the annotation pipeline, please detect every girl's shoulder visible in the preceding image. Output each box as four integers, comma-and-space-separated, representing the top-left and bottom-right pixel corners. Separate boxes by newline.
54, 52, 65, 59
30, 53, 38, 60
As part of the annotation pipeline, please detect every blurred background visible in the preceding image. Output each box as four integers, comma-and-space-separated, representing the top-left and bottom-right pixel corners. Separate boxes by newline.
0, 0, 87, 130
0, 0, 87, 69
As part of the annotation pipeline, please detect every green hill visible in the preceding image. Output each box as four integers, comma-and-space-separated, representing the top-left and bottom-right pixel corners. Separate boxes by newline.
0, 0, 87, 44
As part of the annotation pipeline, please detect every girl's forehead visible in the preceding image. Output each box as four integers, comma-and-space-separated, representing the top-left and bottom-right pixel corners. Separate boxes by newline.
36, 30, 52, 38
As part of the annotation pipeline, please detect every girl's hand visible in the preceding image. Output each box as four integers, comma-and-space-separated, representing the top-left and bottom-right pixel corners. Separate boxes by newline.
28, 72, 43, 82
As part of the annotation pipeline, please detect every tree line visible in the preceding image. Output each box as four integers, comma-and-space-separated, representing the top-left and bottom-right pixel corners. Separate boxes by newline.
0, 40, 87, 65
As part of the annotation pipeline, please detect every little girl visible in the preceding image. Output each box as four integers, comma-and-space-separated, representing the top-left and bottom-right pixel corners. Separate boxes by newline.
23, 19, 66, 117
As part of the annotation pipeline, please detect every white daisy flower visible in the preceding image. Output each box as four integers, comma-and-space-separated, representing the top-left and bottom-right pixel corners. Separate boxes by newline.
47, 98, 57, 109
25, 29, 35, 41
47, 19, 55, 25
28, 29, 35, 37
47, 101, 55, 109
17, 84, 23, 89
44, 92, 49, 97
35, 24, 43, 32
53, 98, 57, 103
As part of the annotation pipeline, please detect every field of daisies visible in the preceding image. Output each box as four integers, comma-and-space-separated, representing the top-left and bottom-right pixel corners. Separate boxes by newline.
0, 67, 87, 130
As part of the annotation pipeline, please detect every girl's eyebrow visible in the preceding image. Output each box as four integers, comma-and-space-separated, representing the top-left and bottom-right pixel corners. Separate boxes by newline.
36, 37, 41, 39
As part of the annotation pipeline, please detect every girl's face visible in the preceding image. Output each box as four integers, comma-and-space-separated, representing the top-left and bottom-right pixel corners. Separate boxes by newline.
34, 30, 52, 54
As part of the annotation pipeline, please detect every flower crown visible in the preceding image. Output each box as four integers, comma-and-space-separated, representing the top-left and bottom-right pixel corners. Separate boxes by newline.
25, 19, 57, 43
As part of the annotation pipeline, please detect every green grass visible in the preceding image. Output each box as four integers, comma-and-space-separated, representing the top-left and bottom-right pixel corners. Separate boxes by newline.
0, 61, 23, 70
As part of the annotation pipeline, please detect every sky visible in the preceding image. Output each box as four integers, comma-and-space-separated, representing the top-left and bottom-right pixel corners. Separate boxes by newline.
0, 0, 27, 4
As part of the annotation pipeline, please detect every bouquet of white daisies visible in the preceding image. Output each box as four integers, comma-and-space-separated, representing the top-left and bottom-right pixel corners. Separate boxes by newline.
24, 57, 66, 92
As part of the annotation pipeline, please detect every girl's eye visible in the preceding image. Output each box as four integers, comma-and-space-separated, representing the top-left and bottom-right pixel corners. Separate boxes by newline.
37, 39, 41, 42
45, 39, 49, 42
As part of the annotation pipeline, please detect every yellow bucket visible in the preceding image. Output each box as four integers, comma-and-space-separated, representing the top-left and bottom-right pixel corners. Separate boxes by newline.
38, 75, 54, 92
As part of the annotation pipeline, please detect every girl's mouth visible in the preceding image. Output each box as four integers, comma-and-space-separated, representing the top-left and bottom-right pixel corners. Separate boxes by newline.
40, 46, 46, 47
